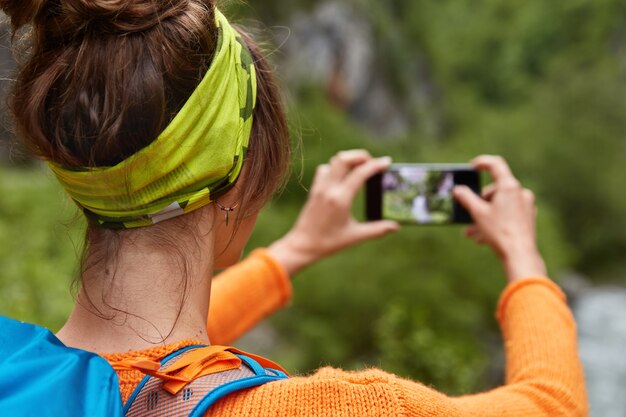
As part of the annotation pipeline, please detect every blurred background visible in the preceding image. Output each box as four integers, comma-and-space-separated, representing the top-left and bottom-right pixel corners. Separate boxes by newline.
1, 0, 626, 415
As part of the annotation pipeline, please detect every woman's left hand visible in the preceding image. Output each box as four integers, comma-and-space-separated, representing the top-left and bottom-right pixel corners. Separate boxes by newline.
268, 150, 400, 277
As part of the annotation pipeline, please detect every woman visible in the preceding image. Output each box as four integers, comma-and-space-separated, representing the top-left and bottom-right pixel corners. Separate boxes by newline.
1, 0, 587, 416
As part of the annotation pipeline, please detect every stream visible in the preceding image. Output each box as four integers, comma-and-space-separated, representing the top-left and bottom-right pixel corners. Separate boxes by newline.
574, 285, 626, 416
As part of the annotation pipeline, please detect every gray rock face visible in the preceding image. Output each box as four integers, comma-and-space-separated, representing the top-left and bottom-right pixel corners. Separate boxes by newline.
277, 1, 447, 139
279, 1, 413, 137
282, 3, 374, 104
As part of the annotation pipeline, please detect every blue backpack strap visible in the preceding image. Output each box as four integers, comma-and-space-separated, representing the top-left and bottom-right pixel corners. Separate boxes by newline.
0, 316, 124, 417
122, 345, 206, 415
124, 346, 288, 417
188, 353, 288, 417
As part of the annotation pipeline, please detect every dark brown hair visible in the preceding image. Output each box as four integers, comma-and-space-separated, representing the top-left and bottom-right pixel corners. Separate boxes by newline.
1, 0, 291, 329
1, 0, 290, 216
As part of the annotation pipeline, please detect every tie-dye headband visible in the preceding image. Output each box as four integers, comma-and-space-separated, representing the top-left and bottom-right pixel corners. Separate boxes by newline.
49, 10, 256, 229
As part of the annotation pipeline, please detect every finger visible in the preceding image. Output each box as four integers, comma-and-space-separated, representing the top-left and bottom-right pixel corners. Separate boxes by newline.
481, 184, 497, 200
523, 189, 535, 204
468, 229, 485, 242
464, 226, 486, 244
342, 156, 392, 199
473, 235, 487, 245
310, 164, 332, 193
464, 225, 479, 238
453, 185, 488, 219
328, 149, 372, 180
352, 220, 400, 242
471, 155, 519, 187
523, 189, 538, 219
464, 225, 485, 240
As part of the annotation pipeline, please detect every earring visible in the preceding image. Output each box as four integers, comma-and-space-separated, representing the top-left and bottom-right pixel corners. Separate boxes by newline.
216, 201, 239, 226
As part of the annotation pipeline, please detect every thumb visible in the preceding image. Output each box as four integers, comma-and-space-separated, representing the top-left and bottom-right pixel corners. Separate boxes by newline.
353, 220, 400, 242
453, 186, 488, 219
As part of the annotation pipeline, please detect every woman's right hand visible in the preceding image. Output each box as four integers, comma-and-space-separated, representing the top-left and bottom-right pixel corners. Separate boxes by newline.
453, 155, 547, 283
268, 150, 399, 277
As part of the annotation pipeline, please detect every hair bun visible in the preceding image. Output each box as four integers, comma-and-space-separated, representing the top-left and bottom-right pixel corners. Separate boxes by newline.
62, 0, 190, 34
1, 0, 191, 34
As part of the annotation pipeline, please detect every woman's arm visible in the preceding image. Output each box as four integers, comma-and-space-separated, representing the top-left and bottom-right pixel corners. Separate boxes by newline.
208, 153, 587, 416
445, 277, 587, 416
207, 249, 292, 345
453, 155, 547, 283
446, 155, 587, 415
211, 278, 586, 417
207, 151, 398, 344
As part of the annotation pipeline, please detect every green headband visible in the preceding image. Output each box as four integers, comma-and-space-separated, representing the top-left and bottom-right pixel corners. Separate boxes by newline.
49, 10, 257, 229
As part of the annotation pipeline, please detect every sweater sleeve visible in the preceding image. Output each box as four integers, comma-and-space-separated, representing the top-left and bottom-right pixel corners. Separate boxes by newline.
440, 277, 588, 416
209, 278, 588, 417
318, 279, 588, 417
207, 249, 293, 345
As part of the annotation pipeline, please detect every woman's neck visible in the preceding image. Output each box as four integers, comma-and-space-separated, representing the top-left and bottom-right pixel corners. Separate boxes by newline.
56, 216, 216, 354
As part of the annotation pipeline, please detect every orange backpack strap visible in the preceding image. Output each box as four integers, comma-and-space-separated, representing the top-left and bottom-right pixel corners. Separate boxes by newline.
118, 345, 288, 417
223, 347, 287, 375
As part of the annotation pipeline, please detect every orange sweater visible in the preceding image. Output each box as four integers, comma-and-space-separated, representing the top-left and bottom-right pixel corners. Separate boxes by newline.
103, 250, 588, 417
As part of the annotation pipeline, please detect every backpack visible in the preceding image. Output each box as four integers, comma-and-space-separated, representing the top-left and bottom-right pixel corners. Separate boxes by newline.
0, 316, 288, 416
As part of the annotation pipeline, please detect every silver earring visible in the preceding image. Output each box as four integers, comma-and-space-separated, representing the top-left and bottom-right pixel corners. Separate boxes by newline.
216, 202, 238, 226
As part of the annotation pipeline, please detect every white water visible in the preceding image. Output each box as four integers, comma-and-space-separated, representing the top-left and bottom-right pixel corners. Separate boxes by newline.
574, 286, 626, 416
411, 195, 431, 224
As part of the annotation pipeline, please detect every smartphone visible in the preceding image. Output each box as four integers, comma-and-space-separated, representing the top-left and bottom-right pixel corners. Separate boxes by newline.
366, 164, 481, 225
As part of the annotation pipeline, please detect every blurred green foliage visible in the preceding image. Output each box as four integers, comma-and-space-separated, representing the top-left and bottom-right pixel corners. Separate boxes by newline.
1, 0, 626, 396
0, 166, 82, 330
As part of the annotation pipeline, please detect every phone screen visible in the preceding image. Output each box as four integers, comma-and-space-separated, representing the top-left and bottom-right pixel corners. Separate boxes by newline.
366, 164, 481, 224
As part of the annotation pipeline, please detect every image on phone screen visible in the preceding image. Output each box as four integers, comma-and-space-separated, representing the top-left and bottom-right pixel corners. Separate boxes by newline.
366, 164, 481, 225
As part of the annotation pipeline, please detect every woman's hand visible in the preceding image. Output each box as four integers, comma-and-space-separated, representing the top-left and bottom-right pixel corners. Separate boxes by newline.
453, 155, 547, 283
268, 150, 400, 277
